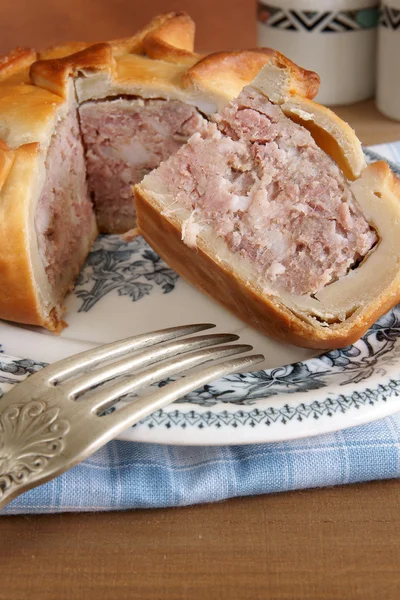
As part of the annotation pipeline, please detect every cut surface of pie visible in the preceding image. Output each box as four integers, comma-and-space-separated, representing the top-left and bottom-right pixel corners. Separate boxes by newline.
79, 97, 206, 233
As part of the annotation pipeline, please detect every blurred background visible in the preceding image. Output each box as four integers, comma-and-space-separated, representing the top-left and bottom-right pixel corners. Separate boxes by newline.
0, 0, 256, 53
0, 0, 398, 117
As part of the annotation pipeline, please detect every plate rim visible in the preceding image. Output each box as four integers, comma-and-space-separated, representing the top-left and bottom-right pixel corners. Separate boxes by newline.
1, 346, 399, 445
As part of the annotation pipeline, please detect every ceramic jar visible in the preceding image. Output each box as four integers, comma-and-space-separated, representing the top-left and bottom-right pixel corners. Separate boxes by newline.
377, 0, 400, 120
257, 0, 379, 105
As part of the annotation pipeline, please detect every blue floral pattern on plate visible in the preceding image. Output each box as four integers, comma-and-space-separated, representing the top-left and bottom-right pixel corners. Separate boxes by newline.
75, 235, 179, 312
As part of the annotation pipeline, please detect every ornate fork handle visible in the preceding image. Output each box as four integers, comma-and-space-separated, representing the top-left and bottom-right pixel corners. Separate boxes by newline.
0, 400, 70, 504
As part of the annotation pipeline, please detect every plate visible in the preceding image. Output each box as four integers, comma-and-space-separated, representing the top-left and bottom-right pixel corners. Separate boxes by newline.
1, 145, 400, 445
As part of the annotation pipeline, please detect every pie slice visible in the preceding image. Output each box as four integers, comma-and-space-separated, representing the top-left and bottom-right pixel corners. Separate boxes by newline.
135, 57, 400, 349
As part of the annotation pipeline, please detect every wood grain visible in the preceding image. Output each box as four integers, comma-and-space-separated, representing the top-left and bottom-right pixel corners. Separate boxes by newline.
335, 100, 400, 146
2, 481, 400, 600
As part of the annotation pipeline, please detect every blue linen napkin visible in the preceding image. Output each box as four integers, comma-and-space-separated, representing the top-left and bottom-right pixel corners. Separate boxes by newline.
3, 141, 400, 515
3, 417, 400, 514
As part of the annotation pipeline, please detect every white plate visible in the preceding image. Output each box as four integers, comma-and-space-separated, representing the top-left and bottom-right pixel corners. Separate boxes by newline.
1, 147, 400, 445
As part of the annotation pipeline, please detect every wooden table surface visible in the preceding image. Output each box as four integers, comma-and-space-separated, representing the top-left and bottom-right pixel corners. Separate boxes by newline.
2, 100, 400, 600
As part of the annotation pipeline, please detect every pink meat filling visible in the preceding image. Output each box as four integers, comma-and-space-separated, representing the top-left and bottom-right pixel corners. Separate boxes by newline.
155, 88, 377, 296
79, 98, 206, 233
35, 108, 95, 293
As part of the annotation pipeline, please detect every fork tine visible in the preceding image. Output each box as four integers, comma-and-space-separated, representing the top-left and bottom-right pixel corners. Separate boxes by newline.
85, 344, 254, 414
63, 333, 239, 398
96, 354, 265, 435
43, 323, 216, 383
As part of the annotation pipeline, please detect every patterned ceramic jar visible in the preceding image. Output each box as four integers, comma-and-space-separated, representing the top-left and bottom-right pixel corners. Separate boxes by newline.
377, 0, 400, 120
257, 0, 379, 105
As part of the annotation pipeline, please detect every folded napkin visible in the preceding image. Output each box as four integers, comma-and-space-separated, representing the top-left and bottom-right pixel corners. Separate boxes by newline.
3, 416, 400, 514
3, 141, 400, 515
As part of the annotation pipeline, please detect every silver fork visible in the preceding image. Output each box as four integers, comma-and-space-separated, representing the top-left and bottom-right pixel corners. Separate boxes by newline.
0, 323, 263, 509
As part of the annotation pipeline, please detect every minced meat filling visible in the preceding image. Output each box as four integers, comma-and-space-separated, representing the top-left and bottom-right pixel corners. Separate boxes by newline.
79, 97, 206, 233
35, 108, 95, 293
155, 87, 377, 296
